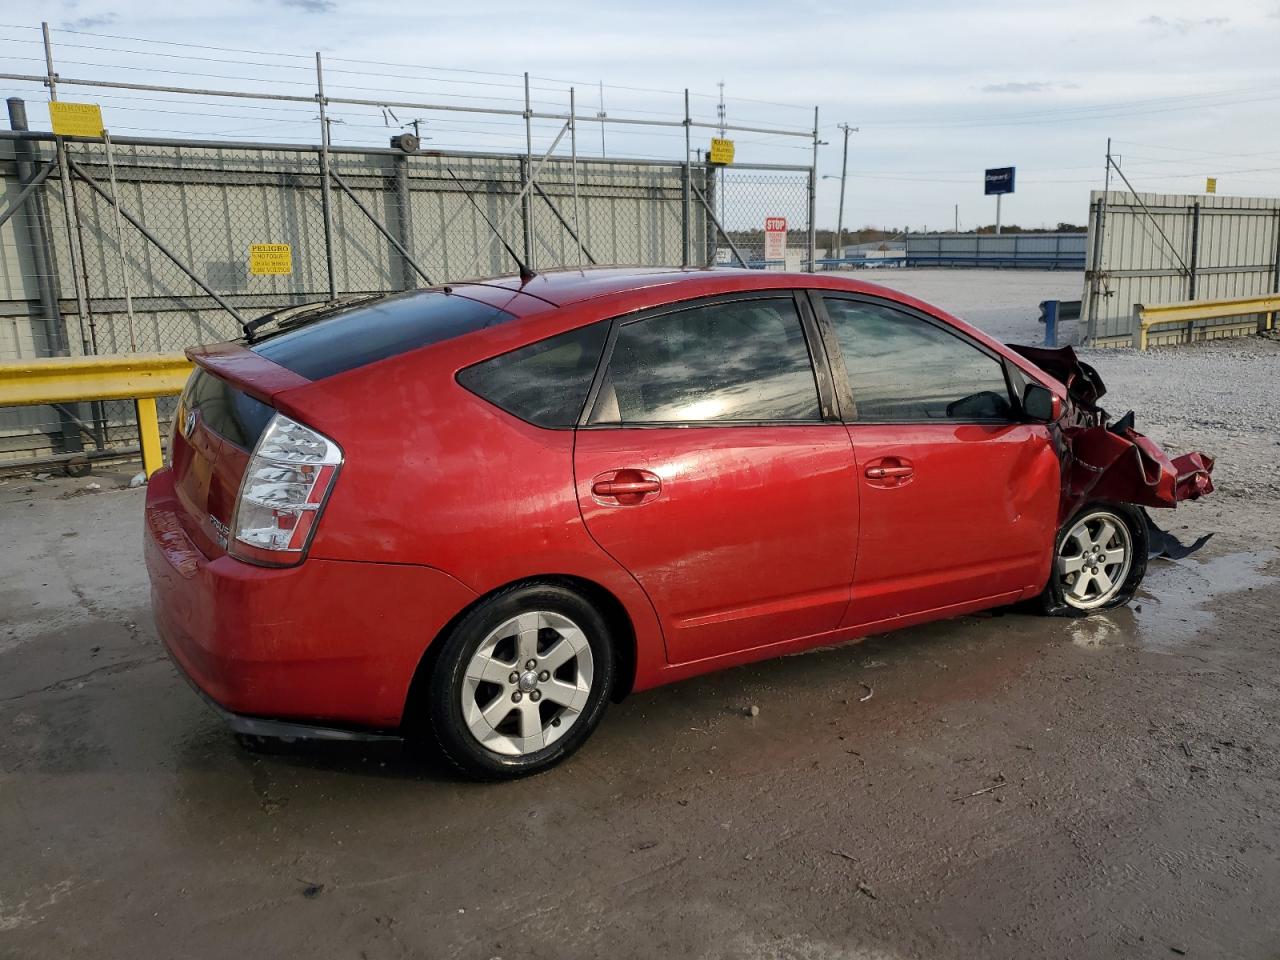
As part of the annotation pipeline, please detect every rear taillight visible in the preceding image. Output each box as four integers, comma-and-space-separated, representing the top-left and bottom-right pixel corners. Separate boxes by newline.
228, 413, 342, 567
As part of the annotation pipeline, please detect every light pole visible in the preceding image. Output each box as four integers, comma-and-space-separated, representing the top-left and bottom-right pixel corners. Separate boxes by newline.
835, 123, 857, 261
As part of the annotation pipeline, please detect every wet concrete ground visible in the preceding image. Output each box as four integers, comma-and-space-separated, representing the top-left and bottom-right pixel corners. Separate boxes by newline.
3, 293, 1279, 959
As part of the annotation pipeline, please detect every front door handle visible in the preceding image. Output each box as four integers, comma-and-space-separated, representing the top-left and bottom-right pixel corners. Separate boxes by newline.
590, 469, 662, 505
864, 464, 913, 479
863, 457, 914, 487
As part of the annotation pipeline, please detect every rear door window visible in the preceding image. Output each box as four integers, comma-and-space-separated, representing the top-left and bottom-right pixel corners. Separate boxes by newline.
822, 297, 1013, 422
588, 297, 821, 425
253, 291, 514, 381
458, 322, 609, 428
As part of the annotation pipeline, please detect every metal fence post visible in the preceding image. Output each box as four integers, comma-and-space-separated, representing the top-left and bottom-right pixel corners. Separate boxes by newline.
682, 89, 691, 268
522, 72, 535, 270
1085, 197, 1105, 343
570, 86, 583, 271
315, 52, 338, 300
40, 24, 89, 358
704, 162, 717, 265
102, 132, 138, 351
392, 151, 415, 290
6, 99, 63, 354
808, 106, 818, 273
1188, 201, 1200, 301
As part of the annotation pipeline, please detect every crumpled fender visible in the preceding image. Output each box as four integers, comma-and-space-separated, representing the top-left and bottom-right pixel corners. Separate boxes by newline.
1009, 343, 1216, 520
1064, 417, 1215, 514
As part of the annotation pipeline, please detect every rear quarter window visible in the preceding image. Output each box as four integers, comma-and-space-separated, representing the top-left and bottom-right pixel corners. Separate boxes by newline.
252, 291, 514, 381
458, 322, 609, 428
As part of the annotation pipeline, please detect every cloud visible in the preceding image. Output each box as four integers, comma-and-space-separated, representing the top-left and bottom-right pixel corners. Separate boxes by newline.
61, 13, 117, 29
981, 80, 1080, 94
1140, 15, 1229, 33
279, 0, 336, 10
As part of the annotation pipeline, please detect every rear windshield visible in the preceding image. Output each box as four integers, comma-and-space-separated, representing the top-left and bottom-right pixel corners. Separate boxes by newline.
252, 291, 514, 381
184, 368, 275, 450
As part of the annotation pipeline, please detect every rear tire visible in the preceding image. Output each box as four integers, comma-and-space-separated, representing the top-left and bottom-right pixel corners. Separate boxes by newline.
425, 582, 615, 780
1040, 503, 1148, 617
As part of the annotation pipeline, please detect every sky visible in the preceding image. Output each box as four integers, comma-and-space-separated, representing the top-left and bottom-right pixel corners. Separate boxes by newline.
4, 0, 1280, 230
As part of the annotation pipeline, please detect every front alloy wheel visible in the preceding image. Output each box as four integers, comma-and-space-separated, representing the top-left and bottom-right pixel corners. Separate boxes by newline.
1057, 511, 1133, 610
1041, 503, 1148, 616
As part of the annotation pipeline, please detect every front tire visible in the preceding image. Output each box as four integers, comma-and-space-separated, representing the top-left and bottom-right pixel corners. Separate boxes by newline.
1041, 503, 1148, 616
426, 583, 615, 780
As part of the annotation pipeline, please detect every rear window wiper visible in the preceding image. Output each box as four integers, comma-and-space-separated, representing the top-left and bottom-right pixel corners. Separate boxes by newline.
241, 293, 390, 343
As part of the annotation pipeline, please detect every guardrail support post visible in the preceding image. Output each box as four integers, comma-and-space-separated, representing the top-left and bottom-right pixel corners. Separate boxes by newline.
1043, 299, 1058, 348
1133, 304, 1146, 351
135, 397, 163, 476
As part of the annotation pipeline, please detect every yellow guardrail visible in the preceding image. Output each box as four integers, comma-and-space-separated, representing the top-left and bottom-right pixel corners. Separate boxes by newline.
0, 352, 193, 476
1133, 294, 1280, 350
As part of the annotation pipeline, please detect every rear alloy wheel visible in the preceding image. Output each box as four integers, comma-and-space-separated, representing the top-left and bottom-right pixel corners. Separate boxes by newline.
1042, 504, 1147, 616
461, 611, 594, 756
426, 584, 614, 779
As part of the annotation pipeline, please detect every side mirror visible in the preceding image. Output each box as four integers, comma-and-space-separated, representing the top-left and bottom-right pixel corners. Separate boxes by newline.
1023, 383, 1062, 422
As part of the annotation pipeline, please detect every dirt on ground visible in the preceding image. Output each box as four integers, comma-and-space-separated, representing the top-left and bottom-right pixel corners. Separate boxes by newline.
2, 273, 1278, 960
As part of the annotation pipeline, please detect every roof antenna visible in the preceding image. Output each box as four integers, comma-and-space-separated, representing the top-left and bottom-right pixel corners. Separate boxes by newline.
445, 167, 536, 284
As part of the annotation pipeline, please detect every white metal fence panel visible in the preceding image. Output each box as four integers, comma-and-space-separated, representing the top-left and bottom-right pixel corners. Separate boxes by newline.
1083, 190, 1280, 343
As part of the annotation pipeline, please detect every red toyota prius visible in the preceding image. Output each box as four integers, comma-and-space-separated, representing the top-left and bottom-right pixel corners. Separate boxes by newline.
144, 268, 1212, 778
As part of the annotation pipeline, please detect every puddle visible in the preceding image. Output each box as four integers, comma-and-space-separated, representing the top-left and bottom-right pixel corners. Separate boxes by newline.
1131, 550, 1278, 652
1069, 615, 1125, 650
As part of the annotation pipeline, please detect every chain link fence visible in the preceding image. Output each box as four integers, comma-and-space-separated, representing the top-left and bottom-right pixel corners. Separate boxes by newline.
709, 170, 814, 269
1, 126, 812, 467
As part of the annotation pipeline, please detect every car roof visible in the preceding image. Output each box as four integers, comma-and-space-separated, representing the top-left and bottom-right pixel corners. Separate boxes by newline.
456, 266, 906, 312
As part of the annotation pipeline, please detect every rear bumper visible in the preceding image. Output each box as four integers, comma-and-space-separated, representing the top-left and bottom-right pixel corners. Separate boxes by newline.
144, 468, 478, 732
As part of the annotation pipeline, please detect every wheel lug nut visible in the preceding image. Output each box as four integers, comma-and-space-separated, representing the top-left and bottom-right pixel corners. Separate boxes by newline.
538, 670, 550, 682
530, 690, 541, 702
511, 691, 522, 703
551, 717, 561, 727
525, 659, 537, 670
509, 671, 520, 684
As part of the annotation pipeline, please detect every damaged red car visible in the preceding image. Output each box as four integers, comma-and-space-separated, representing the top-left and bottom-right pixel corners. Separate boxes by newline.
144, 268, 1213, 779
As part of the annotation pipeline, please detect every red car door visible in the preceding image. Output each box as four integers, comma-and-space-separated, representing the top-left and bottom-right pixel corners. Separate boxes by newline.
573, 293, 859, 666
815, 294, 1061, 629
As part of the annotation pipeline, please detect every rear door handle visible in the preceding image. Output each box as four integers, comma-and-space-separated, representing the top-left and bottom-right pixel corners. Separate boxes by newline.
590, 469, 662, 505
592, 479, 661, 496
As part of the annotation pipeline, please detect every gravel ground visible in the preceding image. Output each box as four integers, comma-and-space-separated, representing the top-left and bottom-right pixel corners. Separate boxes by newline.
2, 271, 1278, 960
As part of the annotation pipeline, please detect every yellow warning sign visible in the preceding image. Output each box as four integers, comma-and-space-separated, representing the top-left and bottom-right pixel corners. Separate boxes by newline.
249, 243, 293, 276
709, 137, 735, 165
1205, 177, 1217, 194
49, 102, 104, 139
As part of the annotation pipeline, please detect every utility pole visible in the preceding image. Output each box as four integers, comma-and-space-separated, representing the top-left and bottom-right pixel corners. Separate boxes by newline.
834, 123, 857, 262
954, 204, 959, 233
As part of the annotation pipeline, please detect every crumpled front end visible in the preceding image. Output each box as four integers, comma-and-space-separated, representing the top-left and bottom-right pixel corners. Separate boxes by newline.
1064, 416, 1215, 513
1009, 344, 1216, 522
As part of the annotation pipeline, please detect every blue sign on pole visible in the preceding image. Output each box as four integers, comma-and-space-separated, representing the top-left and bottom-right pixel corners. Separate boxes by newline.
984, 167, 1015, 195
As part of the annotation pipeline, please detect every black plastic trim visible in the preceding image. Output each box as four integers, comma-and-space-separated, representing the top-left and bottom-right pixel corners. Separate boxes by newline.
167, 645, 403, 744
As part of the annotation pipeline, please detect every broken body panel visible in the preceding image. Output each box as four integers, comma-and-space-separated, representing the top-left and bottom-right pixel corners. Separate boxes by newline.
1009, 344, 1215, 551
